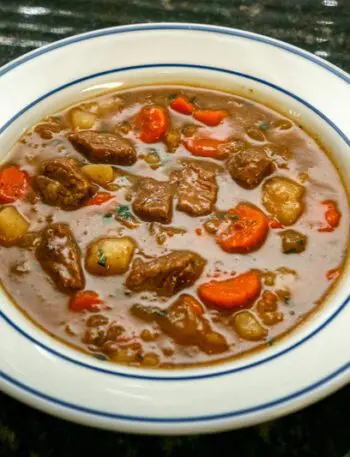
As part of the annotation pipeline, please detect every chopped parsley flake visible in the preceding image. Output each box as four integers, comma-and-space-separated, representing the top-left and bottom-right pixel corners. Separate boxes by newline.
117, 204, 132, 220
156, 310, 168, 318
116, 176, 129, 186
284, 296, 291, 305
229, 215, 240, 221
259, 122, 269, 131
266, 339, 274, 347
97, 248, 107, 268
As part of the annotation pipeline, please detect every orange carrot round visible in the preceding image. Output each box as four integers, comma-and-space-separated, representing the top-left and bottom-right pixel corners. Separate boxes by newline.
0, 166, 29, 204
326, 267, 340, 281
85, 192, 114, 206
216, 203, 269, 253
69, 291, 103, 312
193, 110, 226, 126
137, 105, 169, 143
269, 217, 284, 229
170, 96, 194, 115
198, 271, 261, 309
183, 137, 227, 159
319, 200, 341, 232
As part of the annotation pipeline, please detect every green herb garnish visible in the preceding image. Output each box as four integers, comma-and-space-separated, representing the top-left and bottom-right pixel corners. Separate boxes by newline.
117, 204, 132, 220
296, 239, 305, 246
97, 248, 107, 268
259, 122, 269, 131
266, 339, 274, 347
229, 215, 240, 221
189, 96, 197, 104
168, 94, 177, 102
116, 176, 129, 186
284, 296, 291, 305
217, 212, 227, 220
156, 310, 168, 318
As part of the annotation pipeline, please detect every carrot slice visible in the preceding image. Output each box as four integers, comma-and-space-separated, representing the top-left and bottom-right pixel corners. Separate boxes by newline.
183, 137, 227, 159
0, 166, 29, 204
193, 110, 226, 126
326, 267, 340, 281
137, 105, 169, 143
198, 271, 261, 309
319, 200, 341, 232
69, 291, 103, 312
216, 203, 269, 253
269, 217, 284, 229
170, 96, 194, 115
85, 192, 114, 206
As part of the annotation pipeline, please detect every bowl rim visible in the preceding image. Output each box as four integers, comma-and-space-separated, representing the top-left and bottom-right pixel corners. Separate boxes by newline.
0, 22, 349, 433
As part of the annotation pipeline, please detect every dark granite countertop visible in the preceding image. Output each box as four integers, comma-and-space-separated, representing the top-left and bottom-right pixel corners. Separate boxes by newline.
0, 0, 349, 455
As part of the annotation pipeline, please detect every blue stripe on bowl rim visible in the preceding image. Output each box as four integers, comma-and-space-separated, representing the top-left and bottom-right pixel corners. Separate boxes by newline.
0, 25, 349, 424
1, 362, 348, 423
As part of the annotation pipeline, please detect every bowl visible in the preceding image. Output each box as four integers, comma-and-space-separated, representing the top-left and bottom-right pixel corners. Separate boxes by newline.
0, 23, 349, 435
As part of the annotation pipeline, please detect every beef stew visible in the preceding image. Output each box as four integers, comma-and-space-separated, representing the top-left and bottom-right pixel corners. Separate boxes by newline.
0, 85, 348, 368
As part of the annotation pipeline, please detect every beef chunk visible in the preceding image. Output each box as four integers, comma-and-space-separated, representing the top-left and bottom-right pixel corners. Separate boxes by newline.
172, 161, 218, 216
125, 251, 206, 296
35, 157, 95, 210
227, 147, 274, 189
131, 295, 228, 354
69, 131, 136, 165
132, 177, 173, 224
36, 223, 84, 292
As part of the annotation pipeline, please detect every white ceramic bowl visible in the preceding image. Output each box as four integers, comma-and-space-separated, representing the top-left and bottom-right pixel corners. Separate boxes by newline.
0, 23, 349, 435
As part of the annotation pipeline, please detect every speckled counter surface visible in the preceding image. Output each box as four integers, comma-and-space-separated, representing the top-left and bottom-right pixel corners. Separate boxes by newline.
0, 0, 349, 456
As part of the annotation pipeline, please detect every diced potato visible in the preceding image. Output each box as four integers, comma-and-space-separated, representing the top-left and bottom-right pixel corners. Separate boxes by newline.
141, 352, 160, 367
262, 176, 305, 226
257, 291, 284, 326
144, 151, 161, 168
164, 129, 181, 152
86, 236, 136, 276
280, 229, 307, 254
109, 342, 142, 363
82, 164, 114, 187
232, 311, 267, 341
70, 108, 96, 130
98, 96, 124, 115
204, 331, 228, 353
0, 206, 29, 246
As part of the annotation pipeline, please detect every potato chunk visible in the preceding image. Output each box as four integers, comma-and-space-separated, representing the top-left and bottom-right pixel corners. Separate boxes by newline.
70, 108, 96, 130
231, 311, 267, 341
86, 237, 136, 276
280, 229, 307, 254
82, 164, 114, 187
0, 206, 29, 246
262, 176, 305, 225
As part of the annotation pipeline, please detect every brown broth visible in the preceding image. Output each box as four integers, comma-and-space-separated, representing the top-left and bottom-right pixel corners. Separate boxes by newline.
0, 85, 348, 368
